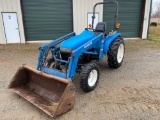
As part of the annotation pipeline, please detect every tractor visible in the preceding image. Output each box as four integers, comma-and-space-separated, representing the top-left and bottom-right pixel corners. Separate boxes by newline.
9, 1, 125, 118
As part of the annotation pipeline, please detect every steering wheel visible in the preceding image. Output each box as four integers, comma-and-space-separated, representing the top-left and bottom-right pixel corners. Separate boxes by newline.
85, 28, 94, 31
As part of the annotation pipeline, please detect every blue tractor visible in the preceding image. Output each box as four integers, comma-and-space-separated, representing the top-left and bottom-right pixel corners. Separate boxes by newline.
9, 1, 125, 118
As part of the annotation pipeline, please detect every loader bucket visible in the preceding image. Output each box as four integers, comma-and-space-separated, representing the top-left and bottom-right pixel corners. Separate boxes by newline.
8, 65, 75, 118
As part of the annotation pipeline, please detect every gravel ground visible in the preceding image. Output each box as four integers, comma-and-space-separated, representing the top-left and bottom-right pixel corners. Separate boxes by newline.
1, 40, 160, 120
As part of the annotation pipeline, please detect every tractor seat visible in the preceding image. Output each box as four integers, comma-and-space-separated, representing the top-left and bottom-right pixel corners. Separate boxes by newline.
60, 30, 95, 53
94, 22, 106, 35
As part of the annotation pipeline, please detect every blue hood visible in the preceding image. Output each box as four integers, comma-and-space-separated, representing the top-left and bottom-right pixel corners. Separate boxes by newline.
60, 30, 94, 50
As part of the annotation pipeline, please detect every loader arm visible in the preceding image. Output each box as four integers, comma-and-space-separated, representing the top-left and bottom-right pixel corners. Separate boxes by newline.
67, 33, 103, 79
36, 32, 75, 70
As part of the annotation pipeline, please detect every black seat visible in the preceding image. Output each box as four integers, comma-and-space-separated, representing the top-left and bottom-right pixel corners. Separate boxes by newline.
94, 22, 106, 33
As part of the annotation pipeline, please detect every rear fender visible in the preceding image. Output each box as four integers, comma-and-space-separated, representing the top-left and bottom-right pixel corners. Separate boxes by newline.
103, 32, 121, 54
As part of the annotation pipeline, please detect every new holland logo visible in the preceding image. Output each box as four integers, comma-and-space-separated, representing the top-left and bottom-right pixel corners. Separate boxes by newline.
84, 42, 92, 48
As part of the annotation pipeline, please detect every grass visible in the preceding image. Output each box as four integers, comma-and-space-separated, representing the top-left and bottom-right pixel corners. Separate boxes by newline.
148, 25, 160, 41
125, 40, 160, 53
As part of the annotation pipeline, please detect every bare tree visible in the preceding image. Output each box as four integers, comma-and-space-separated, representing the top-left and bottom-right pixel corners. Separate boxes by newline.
152, 2, 160, 17
151, 3, 156, 17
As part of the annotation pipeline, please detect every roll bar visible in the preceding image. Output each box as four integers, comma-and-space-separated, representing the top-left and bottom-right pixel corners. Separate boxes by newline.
92, 1, 119, 30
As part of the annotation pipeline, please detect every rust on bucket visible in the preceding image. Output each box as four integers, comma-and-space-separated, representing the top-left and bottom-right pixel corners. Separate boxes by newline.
8, 65, 75, 118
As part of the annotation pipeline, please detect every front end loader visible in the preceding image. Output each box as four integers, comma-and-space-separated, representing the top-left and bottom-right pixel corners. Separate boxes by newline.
9, 1, 125, 118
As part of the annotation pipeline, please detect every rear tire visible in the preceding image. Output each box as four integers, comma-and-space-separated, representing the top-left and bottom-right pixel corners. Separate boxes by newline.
108, 37, 125, 68
80, 63, 100, 92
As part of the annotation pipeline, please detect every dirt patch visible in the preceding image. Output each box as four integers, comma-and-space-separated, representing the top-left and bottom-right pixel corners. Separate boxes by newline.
1, 40, 160, 120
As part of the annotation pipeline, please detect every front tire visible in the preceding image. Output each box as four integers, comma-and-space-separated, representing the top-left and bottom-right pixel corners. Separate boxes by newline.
46, 57, 55, 68
108, 37, 125, 68
46, 57, 61, 69
80, 63, 100, 92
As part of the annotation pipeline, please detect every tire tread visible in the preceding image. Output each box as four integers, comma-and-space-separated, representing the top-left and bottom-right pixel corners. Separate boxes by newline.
108, 37, 125, 68
80, 63, 99, 92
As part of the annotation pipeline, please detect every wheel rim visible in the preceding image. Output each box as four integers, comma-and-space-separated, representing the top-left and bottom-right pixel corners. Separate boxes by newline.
117, 43, 124, 63
88, 69, 98, 87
